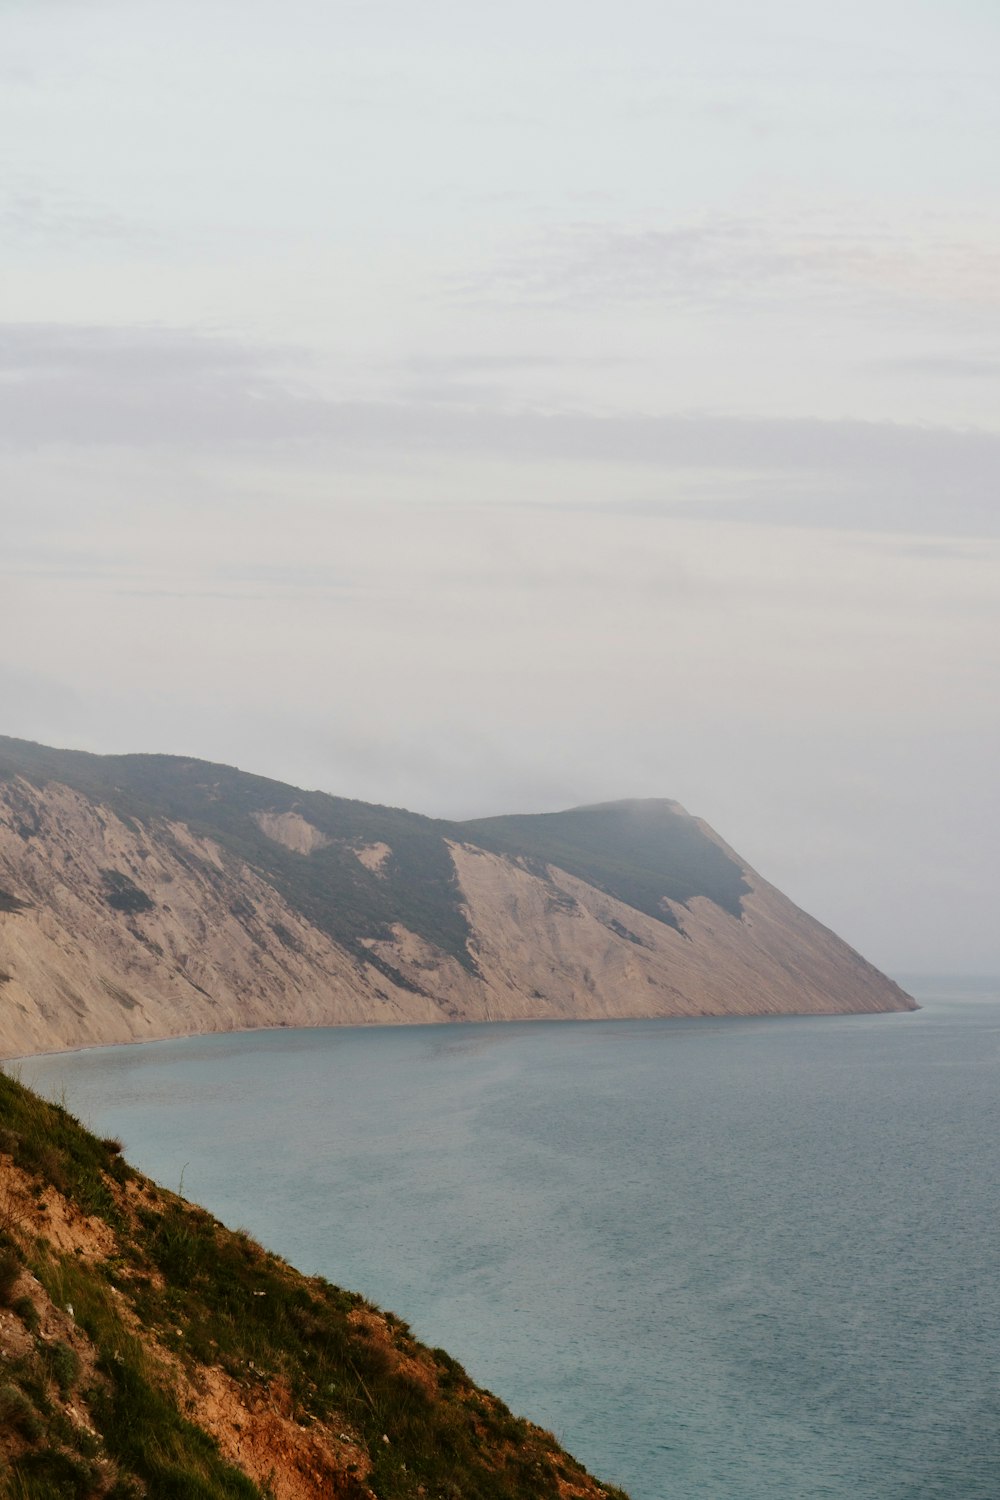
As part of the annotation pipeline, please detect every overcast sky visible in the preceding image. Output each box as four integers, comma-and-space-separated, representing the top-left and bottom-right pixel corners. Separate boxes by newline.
2, 0, 998, 975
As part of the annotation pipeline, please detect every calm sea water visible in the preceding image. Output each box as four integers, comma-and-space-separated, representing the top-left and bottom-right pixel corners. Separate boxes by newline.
17, 978, 1000, 1500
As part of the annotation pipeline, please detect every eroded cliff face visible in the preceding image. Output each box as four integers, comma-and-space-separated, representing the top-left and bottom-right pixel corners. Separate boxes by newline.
367, 841, 914, 1022
0, 779, 441, 1058
0, 771, 914, 1059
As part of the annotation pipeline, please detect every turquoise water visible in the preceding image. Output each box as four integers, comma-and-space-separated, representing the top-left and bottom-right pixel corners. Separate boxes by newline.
18, 978, 1000, 1499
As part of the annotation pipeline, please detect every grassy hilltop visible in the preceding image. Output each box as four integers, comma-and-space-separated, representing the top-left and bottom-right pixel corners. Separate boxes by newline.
0, 735, 914, 1060
0, 1069, 628, 1500
0, 736, 749, 974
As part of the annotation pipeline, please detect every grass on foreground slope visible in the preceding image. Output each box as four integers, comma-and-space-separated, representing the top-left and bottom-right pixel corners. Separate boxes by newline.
0, 1068, 629, 1500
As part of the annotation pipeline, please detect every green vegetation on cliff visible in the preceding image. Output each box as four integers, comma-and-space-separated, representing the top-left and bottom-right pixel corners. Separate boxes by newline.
464, 800, 749, 931
0, 1068, 628, 1500
0, 738, 476, 987
0, 736, 749, 971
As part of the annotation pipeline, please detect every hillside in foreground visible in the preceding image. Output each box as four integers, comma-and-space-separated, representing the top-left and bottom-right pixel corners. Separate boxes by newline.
0, 1067, 628, 1500
0, 736, 914, 1057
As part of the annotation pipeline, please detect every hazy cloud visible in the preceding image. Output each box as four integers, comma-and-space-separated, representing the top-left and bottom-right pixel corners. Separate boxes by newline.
0, 323, 299, 377
462, 217, 1000, 315
868, 353, 1000, 379
394, 353, 641, 374
2, 323, 998, 536
0, 185, 147, 249
3, 0, 1000, 971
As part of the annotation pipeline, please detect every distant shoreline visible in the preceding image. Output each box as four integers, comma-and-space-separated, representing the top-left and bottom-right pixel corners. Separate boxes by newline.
5, 997, 931, 1071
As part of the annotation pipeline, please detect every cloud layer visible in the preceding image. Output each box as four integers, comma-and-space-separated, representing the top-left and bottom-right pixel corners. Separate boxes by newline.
2, 0, 999, 972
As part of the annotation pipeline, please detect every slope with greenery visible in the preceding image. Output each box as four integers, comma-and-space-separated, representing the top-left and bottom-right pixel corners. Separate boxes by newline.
0, 739, 751, 965
463, 801, 749, 931
0, 1067, 629, 1500
0, 738, 476, 983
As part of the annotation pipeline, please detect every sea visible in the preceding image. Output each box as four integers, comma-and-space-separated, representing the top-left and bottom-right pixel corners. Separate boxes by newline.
15, 976, 1000, 1500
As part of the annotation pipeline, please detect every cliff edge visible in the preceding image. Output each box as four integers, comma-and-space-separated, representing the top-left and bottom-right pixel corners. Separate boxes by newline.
0, 736, 914, 1058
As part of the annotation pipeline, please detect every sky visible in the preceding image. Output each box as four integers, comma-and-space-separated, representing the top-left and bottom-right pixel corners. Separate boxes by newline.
2, 0, 999, 975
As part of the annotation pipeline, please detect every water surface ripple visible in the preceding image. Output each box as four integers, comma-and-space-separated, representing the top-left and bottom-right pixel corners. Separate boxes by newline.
19, 978, 1000, 1499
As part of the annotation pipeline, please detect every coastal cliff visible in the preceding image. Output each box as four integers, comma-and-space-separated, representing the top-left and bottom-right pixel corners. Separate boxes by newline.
0, 736, 914, 1058
0, 1067, 628, 1499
